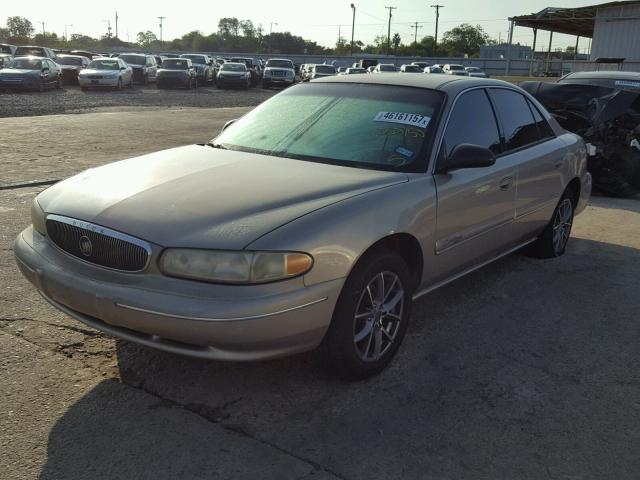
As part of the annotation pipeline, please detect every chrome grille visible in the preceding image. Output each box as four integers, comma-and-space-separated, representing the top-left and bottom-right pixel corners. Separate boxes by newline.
46, 215, 150, 272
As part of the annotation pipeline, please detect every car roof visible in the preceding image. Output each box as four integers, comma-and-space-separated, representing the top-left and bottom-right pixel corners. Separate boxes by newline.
267, 58, 292, 62
58, 54, 88, 59
562, 70, 640, 80
313, 73, 517, 95
12, 55, 46, 59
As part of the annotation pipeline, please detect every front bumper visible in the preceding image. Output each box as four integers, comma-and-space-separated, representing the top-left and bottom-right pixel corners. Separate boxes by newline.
14, 226, 342, 361
157, 75, 190, 88
0, 77, 39, 90
217, 76, 248, 87
264, 76, 294, 86
79, 76, 119, 87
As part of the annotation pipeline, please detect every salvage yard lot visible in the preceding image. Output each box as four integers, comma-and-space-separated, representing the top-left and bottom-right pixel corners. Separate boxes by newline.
1, 108, 639, 479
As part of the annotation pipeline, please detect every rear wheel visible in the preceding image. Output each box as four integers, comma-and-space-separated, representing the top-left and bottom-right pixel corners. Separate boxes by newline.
529, 189, 576, 258
322, 250, 413, 380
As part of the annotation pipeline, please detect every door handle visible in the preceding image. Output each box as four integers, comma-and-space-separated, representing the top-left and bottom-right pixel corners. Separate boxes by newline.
554, 160, 564, 169
499, 176, 514, 191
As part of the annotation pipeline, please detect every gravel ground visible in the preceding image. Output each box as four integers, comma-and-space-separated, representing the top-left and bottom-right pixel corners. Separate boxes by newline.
1, 109, 639, 479
0, 83, 275, 118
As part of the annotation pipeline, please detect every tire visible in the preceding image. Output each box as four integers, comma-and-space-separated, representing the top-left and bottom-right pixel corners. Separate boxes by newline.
129, 78, 133, 89
143, 75, 148, 86
528, 187, 576, 258
322, 250, 413, 380
56, 76, 63, 89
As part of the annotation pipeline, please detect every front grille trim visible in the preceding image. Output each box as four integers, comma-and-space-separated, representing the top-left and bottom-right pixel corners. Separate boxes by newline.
46, 214, 152, 272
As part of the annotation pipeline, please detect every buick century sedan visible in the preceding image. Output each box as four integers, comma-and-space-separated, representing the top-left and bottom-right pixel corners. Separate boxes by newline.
15, 75, 591, 379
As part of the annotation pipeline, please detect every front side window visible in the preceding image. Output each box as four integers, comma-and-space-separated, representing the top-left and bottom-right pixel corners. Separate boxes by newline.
528, 100, 555, 140
214, 83, 444, 172
441, 89, 501, 158
489, 89, 541, 152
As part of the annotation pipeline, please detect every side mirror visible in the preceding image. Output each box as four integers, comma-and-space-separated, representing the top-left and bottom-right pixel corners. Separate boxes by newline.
120, 67, 126, 71
221, 119, 237, 132
42, 67, 49, 73
436, 144, 496, 174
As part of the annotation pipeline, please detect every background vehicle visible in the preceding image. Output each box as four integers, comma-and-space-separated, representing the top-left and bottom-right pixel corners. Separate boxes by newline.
216, 62, 251, 89
179, 54, 214, 85
230, 57, 260, 85
367, 65, 376, 73
70, 50, 97, 60
443, 64, 469, 76
119, 53, 157, 85
157, 58, 197, 89
344, 67, 367, 75
400, 64, 423, 73
262, 58, 295, 89
0, 43, 16, 67
0, 56, 62, 91
57, 54, 90, 84
373, 64, 397, 73
14, 45, 58, 61
78, 57, 133, 90
465, 66, 488, 78
522, 71, 640, 196
308, 64, 336, 79
411, 61, 429, 69
356, 58, 378, 69
154, 55, 168, 69
424, 66, 444, 74
301, 64, 315, 81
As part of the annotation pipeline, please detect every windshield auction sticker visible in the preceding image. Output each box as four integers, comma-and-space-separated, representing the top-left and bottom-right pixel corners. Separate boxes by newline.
374, 112, 430, 128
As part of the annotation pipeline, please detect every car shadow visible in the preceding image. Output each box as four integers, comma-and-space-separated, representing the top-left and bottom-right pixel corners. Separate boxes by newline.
40, 238, 640, 479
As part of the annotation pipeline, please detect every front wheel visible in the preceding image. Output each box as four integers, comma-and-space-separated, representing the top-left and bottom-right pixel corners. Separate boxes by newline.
56, 76, 63, 89
529, 189, 576, 258
322, 251, 413, 380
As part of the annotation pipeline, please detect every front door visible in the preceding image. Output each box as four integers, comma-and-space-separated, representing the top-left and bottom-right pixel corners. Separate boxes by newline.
430, 88, 517, 285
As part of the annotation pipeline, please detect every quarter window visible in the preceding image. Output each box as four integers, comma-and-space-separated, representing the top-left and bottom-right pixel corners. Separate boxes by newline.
528, 100, 555, 140
442, 89, 502, 158
489, 89, 541, 152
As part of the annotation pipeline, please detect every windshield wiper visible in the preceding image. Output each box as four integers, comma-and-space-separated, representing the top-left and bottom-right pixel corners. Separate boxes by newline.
206, 142, 228, 149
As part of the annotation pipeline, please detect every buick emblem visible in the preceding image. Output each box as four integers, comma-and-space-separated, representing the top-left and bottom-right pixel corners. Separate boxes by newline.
78, 236, 93, 257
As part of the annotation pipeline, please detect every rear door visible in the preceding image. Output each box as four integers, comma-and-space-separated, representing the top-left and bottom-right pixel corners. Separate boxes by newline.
430, 88, 518, 284
487, 88, 566, 242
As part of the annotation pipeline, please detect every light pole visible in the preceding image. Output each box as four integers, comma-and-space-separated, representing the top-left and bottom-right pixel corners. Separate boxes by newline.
102, 19, 112, 38
64, 24, 73, 43
158, 16, 166, 45
350, 4, 356, 55
268, 22, 278, 54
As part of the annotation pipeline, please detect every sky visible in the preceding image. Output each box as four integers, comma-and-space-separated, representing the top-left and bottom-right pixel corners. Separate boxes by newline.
3, 0, 603, 53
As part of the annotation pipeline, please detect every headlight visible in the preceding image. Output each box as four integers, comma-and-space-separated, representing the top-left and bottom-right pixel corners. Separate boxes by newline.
264, 70, 272, 77
31, 198, 46, 236
159, 249, 313, 284
287, 71, 294, 78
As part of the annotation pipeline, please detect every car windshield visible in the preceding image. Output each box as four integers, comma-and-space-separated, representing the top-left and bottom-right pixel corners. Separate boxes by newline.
221, 63, 246, 72
214, 83, 443, 172
448, 65, 464, 71
59, 57, 83, 66
6, 58, 42, 69
379, 65, 396, 72
181, 55, 206, 64
89, 59, 120, 70
162, 59, 189, 69
315, 65, 336, 74
15, 47, 45, 56
119, 55, 145, 65
0, 45, 12, 54
466, 67, 480, 72
403, 66, 422, 73
348, 68, 366, 74
266, 59, 293, 69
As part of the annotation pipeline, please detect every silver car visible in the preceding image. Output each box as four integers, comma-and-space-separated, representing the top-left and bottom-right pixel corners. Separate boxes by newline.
78, 57, 133, 90
15, 74, 591, 380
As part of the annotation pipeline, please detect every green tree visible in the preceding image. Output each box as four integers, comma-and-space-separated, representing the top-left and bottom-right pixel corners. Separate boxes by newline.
218, 17, 240, 39
440, 24, 491, 57
392, 33, 401, 53
137, 30, 157, 48
6, 16, 34, 39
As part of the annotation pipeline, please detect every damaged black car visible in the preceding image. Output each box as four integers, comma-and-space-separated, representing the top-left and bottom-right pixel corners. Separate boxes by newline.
522, 71, 640, 197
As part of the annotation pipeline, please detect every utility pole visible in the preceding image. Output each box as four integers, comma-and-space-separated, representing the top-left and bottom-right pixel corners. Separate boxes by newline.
269, 22, 278, 53
115, 11, 119, 39
385, 6, 396, 56
350, 3, 356, 55
102, 19, 112, 38
430, 4, 444, 56
158, 16, 165, 45
64, 24, 73, 42
39, 21, 45, 36
412, 21, 423, 45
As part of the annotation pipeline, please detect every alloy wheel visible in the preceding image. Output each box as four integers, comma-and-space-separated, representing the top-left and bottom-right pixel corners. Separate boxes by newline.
552, 198, 573, 254
353, 271, 404, 362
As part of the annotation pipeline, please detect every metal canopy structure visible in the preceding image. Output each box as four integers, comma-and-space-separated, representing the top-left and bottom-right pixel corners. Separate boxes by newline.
510, 1, 640, 38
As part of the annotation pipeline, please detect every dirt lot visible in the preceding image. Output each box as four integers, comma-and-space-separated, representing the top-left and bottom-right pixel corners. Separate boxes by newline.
0, 83, 275, 118
1, 109, 639, 480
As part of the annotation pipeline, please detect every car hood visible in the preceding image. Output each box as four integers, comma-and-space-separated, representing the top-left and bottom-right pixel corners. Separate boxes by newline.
38, 145, 408, 249
81, 68, 118, 75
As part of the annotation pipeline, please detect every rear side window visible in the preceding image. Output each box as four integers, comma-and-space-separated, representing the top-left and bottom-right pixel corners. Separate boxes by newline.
442, 89, 502, 157
489, 89, 541, 152
528, 100, 555, 139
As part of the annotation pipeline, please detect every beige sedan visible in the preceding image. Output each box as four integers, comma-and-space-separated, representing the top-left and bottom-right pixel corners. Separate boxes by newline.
15, 74, 591, 379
